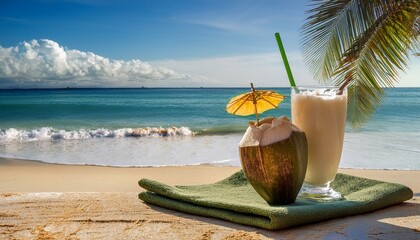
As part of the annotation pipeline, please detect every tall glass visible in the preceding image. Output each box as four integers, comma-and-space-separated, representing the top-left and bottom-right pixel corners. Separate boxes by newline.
291, 86, 347, 200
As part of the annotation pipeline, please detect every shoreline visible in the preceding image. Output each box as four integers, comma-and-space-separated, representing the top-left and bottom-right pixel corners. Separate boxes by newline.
1, 156, 418, 170
1, 157, 419, 193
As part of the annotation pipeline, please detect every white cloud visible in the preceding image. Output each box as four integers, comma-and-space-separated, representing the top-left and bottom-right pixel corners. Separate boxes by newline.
0, 39, 197, 88
2, 39, 417, 89
183, 16, 270, 35
151, 52, 420, 88
151, 53, 318, 87
176, 3, 277, 36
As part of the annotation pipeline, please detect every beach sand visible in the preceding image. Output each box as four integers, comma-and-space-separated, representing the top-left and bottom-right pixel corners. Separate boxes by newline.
1, 157, 419, 239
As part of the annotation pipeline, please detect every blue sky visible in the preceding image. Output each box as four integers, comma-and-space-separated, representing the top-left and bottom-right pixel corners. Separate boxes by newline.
0, 0, 418, 88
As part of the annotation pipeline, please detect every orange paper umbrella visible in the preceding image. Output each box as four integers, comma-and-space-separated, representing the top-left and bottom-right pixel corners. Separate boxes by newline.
226, 83, 285, 124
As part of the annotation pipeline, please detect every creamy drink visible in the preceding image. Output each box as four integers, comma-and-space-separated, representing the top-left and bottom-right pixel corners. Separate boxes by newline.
291, 86, 347, 199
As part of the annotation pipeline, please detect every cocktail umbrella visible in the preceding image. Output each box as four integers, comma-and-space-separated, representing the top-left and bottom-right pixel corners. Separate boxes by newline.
226, 83, 285, 125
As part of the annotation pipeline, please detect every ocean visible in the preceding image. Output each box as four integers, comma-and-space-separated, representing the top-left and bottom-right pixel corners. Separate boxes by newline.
0, 88, 419, 169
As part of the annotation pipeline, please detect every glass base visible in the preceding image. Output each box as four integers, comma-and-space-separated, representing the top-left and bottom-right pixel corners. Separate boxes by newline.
298, 182, 344, 201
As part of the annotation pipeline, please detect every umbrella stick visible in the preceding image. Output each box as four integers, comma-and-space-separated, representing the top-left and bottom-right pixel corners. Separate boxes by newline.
250, 83, 259, 125
254, 107, 259, 125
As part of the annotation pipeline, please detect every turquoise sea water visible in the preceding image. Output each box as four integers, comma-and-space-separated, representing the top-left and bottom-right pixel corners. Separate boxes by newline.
0, 88, 283, 133
0, 88, 419, 169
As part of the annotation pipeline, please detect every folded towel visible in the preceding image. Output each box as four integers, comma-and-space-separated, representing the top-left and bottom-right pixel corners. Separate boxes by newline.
138, 171, 413, 230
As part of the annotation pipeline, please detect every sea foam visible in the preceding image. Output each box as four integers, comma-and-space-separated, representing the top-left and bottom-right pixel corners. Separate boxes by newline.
0, 126, 193, 143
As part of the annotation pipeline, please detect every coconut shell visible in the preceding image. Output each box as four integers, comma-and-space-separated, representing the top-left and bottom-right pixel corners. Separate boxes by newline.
239, 131, 308, 205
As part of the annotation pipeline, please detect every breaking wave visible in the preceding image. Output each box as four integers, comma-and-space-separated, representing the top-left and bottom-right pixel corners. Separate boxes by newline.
0, 126, 194, 143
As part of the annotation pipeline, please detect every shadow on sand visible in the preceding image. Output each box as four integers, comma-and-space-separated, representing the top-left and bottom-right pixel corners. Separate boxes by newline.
146, 198, 419, 239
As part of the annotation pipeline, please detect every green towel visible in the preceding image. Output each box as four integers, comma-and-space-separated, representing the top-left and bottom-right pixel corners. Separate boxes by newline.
138, 171, 413, 230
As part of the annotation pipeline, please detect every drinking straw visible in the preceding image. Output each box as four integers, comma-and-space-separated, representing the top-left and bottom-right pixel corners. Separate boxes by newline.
275, 33, 296, 88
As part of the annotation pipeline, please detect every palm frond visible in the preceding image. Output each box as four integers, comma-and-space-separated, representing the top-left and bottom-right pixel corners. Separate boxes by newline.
414, 14, 420, 55
301, 0, 420, 128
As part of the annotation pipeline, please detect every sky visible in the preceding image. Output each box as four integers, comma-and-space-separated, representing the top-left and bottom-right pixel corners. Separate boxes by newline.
0, 0, 419, 88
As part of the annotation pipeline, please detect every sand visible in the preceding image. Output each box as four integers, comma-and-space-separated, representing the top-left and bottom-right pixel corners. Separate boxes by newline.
1, 157, 419, 239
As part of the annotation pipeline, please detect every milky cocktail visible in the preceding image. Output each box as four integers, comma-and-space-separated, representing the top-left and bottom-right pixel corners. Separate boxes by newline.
291, 86, 347, 200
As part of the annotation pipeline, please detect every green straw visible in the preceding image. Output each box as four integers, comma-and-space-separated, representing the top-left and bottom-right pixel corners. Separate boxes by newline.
275, 32, 296, 88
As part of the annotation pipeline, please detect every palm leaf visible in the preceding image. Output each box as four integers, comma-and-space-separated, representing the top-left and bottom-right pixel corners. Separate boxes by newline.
301, 0, 420, 128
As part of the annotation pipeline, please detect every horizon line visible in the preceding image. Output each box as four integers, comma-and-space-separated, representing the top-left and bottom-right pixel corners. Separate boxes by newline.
1, 86, 419, 90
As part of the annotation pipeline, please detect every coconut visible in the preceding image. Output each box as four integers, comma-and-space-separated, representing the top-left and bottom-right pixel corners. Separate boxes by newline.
239, 116, 308, 205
